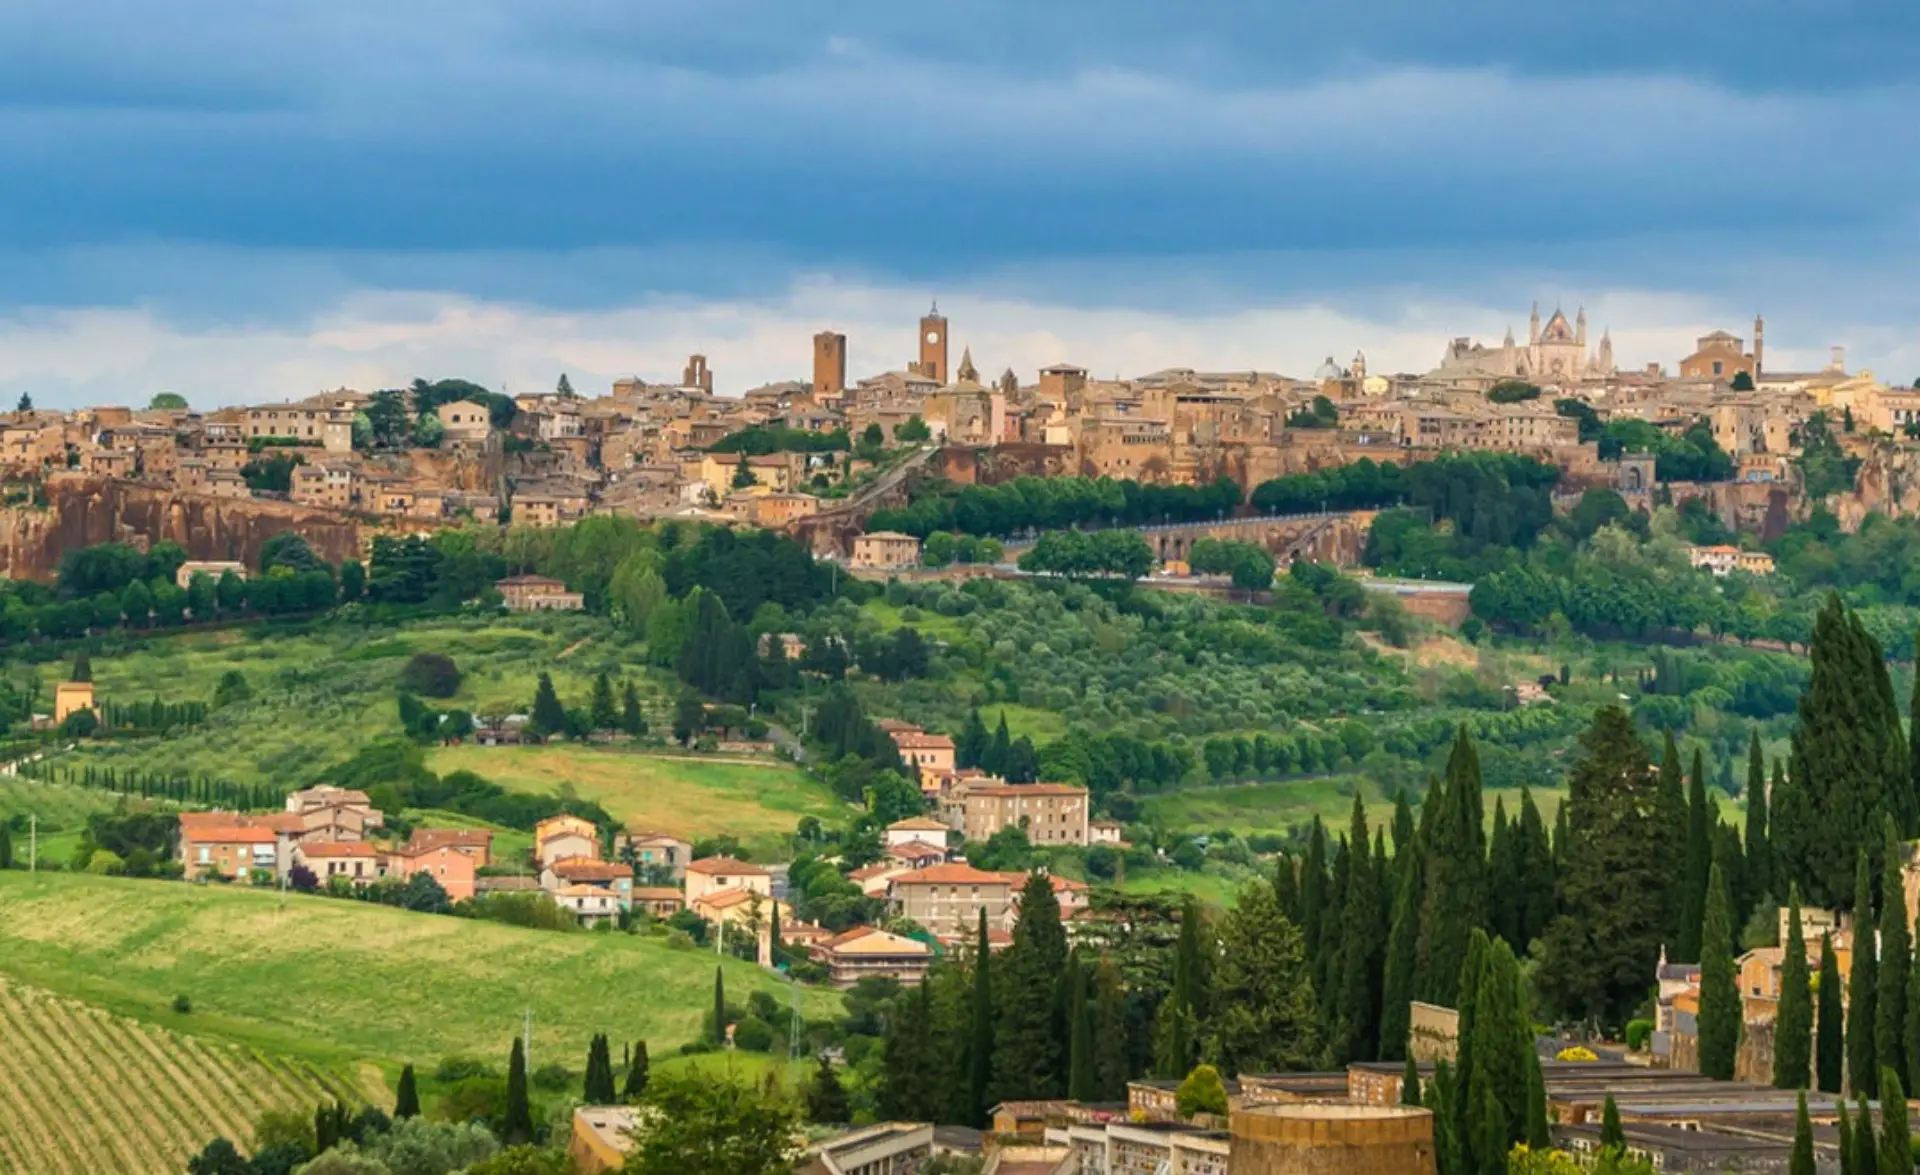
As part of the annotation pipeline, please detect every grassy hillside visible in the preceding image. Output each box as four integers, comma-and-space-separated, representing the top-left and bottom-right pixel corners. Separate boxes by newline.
425, 744, 846, 855
0, 873, 841, 1075
0, 978, 356, 1175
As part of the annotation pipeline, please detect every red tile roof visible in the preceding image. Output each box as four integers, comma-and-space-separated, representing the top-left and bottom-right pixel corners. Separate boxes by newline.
184, 826, 276, 845
299, 841, 377, 858
889, 863, 1016, 886
550, 858, 633, 882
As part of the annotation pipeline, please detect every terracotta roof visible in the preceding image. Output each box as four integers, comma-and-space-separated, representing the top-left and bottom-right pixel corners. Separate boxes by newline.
299, 841, 378, 858
625, 830, 688, 845
631, 887, 685, 901
685, 856, 767, 877
556, 884, 621, 899
848, 864, 903, 882
815, 925, 933, 956
550, 858, 632, 882
889, 864, 1016, 887
967, 783, 1088, 798
890, 732, 955, 750
695, 888, 764, 911
886, 840, 948, 860
185, 826, 276, 845
886, 817, 948, 832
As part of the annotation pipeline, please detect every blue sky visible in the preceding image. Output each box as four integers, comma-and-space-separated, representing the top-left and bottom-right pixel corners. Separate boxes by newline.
4, 0, 1920, 404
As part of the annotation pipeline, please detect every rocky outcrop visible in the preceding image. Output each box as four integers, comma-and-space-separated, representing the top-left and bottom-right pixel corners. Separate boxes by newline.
0, 476, 366, 580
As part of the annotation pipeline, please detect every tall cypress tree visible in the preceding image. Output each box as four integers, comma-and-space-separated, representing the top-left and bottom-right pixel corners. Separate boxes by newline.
504, 1036, 533, 1145
1858, 1094, 1879, 1175
1882, 822, 1914, 1090
1273, 851, 1299, 921
1783, 597, 1900, 907
1821, 933, 1847, 1093
1852, 851, 1881, 1097
1426, 1061, 1461, 1175
1525, 1053, 1550, 1150
1090, 959, 1129, 1103
967, 910, 993, 1127
1160, 896, 1209, 1077
394, 1064, 420, 1119
1515, 788, 1555, 948
1776, 885, 1813, 1088
1487, 799, 1516, 948
1746, 731, 1772, 910
1067, 959, 1095, 1102
1790, 1092, 1815, 1175
1840, 1101, 1856, 1175
1380, 831, 1425, 1061
1392, 789, 1417, 862
1699, 862, 1741, 1079
1417, 727, 1487, 1005
1299, 819, 1328, 986
1881, 1068, 1913, 1175
1467, 938, 1532, 1160
623, 1040, 650, 1100
1679, 748, 1713, 963
1657, 730, 1689, 954
994, 872, 1068, 1101
1337, 794, 1384, 1063
882, 981, 936, 1120
711, 966, 728, 1045
1453, 931, 1491, 1172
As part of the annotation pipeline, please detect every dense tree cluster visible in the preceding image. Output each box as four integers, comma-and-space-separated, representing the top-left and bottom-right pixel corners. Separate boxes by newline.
1018, 530, 1154, 580
869, 474, 1244, 538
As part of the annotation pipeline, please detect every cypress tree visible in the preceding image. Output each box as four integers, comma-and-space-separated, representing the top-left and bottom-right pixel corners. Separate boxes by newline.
1854, 851, 1882, 1097
882, 981, 936, 1120
1515, 788, 1555, 948
1067, 961, 1096, 1102
620, 680, 644, 737
1699, 862, 1741, 1080
1783, 597, 1899, 907
1426, 1060, 1461, 1175
1840, 1100, 1856, 1175
1657, 730, 1689, 955
1881, 1068, 1913, 1175
1908, 948, 1920, 1101
1453, 931, 1491, 1171
1380, 830, 1425, 1061
1790, 1091, 1815, 1175
1487, 799, 1516, 948
394, 1064, 419, 1119
585, 1033, 616, 1102
807, 1054, 850, 1124
1392, 788, 1417, 862
1882, 822, 1914, 1090
530, 672, 566, 738
1401, 1054, 1422, 1106
1337, 794, 1383, 1063
967, 909, 993, 1127
1091, 959, 1129, 1103
994, 872, 1068, 1101
1417, 727, 1487, 1005
1679, 747, 1713, 962
1822, 934, 1847, 1093
1160, 896, 1208, 1077
1299, 819, 1328, 984
1859, 1094, 1880, 1175
1525, 1052, 1550, 1149
1746, 731, 1772, 910
1551, 801, 1570, 882
1600, 1093, 1624, 1150
1468, 938, 1532, 1158
1474, 1086, 1508, 1175
1776, 885, 1812, 1088
623, 1040, 650, 1100
1319, 835, 1351, 1004
1273, 851, 1299, 921
957, 709, 989, 769
711, 966, 728, 1045
504, 1036, 533, 1145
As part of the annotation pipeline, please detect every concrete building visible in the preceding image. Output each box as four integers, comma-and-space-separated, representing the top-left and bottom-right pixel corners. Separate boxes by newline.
495, 574, 586, 612
851, 531, 923, 570
799, 1123, 934, 1175
958, 782, 1091, 846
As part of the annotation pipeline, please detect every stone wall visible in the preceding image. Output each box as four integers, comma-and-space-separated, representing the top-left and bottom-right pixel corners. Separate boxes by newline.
1229, 1105, 1436, 1175
0, 476, 366, 580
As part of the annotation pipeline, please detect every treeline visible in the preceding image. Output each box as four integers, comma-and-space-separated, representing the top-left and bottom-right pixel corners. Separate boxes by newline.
869, 475, 1244, 539
20, 759, 279, 811
1017, 530, 1155, 581
0, 534, 356, 643
321, 742, 615, 835
709, 424, 849, 455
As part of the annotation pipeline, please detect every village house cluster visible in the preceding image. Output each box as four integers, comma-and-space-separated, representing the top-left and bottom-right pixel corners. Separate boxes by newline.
10, 301, 1901, 558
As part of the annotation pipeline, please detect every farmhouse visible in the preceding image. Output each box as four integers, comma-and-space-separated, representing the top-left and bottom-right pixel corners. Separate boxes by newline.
294, 841, 379, 886
683, 856, 771, 906
809, 926, 935, 988
535, 814, 600, 867
386, 843, 480, 902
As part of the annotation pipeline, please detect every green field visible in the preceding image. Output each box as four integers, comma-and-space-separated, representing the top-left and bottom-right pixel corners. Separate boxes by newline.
427, 744, 848, 855
1143, 775, 1576, 840
0, 978, 360, 1175
58, 615, 676, 791
0, 873, 841, 1079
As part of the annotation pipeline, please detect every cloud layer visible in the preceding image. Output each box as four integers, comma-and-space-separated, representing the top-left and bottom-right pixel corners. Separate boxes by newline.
3, 1, 1919, 402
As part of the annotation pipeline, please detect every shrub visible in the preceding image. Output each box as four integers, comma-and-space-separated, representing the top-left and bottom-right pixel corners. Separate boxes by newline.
1624, 1020, 1654, 1052
733, 1016, 775, 1053
401, 652, 462, 698
1555, 1045, 1598, 1062
1175, 1064, 1228, 1118
172, 994, 193, 1014
435, 1056, 496, 1084
532, 1062, 572, 1092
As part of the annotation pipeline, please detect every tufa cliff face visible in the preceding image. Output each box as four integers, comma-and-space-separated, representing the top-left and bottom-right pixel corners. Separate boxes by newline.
0, 477, 366, 580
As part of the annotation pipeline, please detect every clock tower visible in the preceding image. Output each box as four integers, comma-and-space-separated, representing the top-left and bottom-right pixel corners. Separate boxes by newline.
917, 303, 949, 384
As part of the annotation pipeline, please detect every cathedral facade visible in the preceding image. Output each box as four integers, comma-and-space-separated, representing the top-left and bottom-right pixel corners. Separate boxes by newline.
1436, 303, 1615, 386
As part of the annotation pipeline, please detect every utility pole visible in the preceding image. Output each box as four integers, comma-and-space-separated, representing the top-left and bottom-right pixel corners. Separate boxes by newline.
28, 813, 35, 873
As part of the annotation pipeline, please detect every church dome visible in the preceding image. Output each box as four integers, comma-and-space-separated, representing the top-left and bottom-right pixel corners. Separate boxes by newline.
1313, 356, 1344, 380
